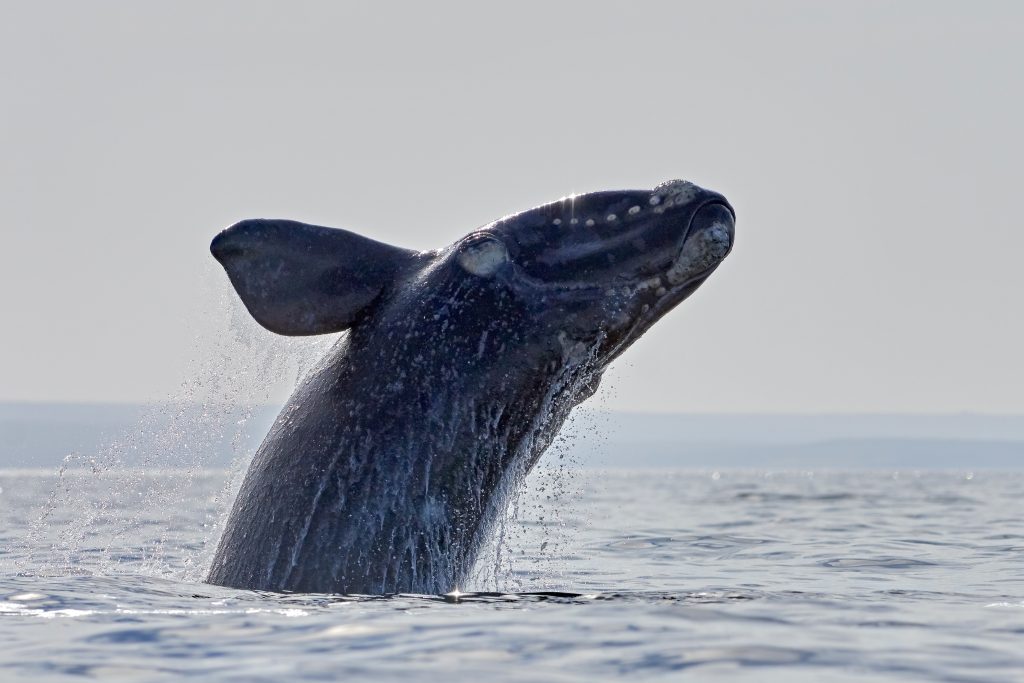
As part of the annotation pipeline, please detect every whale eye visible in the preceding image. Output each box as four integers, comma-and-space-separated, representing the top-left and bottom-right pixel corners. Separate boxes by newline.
457, 236, 509, 277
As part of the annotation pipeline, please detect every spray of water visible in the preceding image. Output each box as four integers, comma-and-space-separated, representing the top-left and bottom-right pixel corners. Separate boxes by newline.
13, 264, 331, 582
10, 263, 614, 595
468, 366, 611, 593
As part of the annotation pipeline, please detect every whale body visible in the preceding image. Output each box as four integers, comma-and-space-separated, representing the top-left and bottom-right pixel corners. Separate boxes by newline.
206, 180, 735, 594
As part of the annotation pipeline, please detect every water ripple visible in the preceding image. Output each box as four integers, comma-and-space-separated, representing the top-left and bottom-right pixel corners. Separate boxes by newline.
1, 470, 1023, 681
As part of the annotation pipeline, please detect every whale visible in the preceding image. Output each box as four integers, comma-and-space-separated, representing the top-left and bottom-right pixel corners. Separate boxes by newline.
206, 180, 735, 594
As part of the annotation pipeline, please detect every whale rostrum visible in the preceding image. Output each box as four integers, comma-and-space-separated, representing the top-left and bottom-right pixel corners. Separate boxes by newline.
206, 180, 736, 594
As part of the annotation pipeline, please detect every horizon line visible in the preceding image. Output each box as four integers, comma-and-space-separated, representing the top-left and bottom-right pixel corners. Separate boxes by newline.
1, 399, 1023, 418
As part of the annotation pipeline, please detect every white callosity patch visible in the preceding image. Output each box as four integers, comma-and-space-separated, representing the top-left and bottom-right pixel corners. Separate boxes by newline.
458, 238, 509, 277
666, 221, 732, 285
651, 179, 698, 214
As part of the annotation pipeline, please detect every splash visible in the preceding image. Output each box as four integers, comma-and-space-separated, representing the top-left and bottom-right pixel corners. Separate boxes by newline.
10, 277, 612, 595
468, 368, 611, 593
11, 264, 331, 582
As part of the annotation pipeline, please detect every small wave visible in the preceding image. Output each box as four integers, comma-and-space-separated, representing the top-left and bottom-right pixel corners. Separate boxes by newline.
819, 557, 940, 570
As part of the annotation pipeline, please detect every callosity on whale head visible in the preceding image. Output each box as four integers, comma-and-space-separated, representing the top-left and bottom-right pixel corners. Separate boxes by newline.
206, 180, 734, 595
473, 179, 734, 371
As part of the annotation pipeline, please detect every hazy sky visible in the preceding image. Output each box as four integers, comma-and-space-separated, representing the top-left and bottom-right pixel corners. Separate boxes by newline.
1, 1, 1021, 413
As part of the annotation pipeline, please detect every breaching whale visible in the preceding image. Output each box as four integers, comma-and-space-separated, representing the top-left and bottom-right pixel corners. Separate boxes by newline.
206, 180, 735, 594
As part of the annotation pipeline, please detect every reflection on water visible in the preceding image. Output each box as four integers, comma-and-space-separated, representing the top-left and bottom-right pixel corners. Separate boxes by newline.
2, 469, 1024, 682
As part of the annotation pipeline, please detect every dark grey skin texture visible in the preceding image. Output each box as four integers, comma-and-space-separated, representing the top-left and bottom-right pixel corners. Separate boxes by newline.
206, 180, 735, 595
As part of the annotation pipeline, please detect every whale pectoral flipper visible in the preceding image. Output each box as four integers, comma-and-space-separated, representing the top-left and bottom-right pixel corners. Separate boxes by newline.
210, 219, 416, 336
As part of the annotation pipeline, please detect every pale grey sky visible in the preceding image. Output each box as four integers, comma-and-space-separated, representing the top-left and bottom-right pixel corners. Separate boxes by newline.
1, 1, 1021, 413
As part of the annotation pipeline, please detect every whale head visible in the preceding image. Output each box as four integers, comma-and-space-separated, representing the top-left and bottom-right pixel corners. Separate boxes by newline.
458, 180, 735, 371
212, 180, 734, 409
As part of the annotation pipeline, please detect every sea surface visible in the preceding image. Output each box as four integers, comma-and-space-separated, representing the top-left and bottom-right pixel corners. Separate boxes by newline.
1, 467, 1023, 682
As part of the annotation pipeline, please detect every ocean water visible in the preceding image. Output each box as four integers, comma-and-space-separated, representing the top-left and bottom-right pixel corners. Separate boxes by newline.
1, 467, 1023, 682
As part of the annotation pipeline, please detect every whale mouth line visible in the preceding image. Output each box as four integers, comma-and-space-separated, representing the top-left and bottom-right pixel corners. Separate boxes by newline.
510, 200, 732, 366
597, 201, 734, 362
505, 199, 733, 298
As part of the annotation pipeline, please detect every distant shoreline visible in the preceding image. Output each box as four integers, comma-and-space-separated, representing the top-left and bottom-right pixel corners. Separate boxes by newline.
2, 402, 1023, 470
